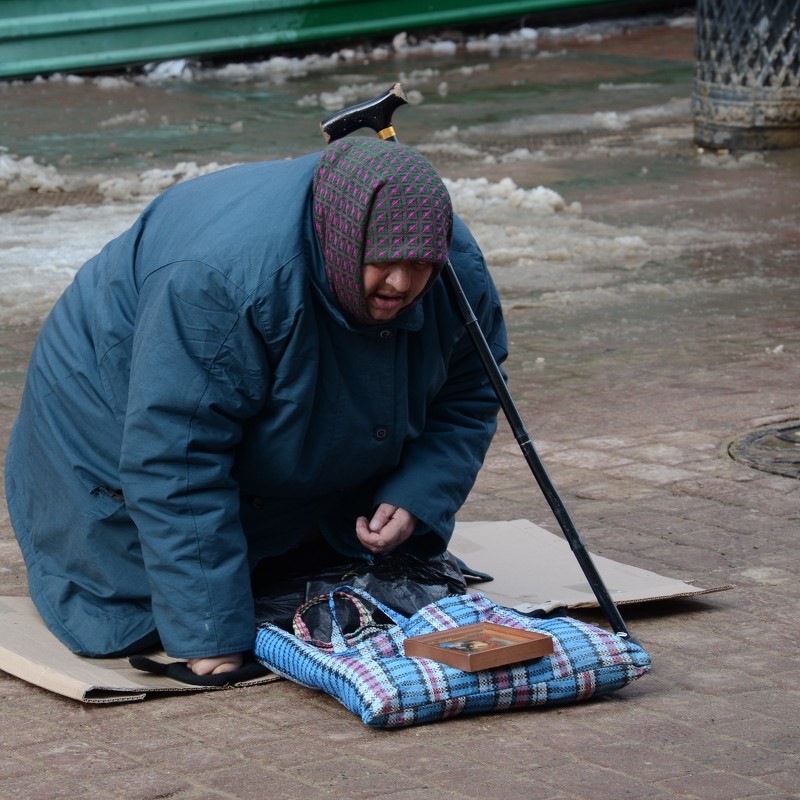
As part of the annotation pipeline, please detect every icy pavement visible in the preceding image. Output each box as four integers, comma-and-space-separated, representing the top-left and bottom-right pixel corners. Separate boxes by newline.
0, 11, 700, 320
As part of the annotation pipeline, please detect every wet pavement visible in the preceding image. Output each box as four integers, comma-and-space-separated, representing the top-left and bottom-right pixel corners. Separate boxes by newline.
1, 11, 799, 800
0, 12, 697, 176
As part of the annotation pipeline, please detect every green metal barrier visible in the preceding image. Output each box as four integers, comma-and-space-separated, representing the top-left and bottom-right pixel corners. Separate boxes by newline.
0, 0, 619, 79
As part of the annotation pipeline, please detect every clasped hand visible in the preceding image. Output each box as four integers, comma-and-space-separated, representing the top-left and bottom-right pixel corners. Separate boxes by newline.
355, 502, 416, 555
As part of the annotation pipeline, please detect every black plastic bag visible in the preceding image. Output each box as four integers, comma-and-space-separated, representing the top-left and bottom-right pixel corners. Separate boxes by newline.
252, 549, 486, 638
308, 551, 465, 614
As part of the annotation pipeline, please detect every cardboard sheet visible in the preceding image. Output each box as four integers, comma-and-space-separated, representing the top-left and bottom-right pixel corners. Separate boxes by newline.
0, 519, 731, 703
0, 595, 279, 703
449, 519, 732, 612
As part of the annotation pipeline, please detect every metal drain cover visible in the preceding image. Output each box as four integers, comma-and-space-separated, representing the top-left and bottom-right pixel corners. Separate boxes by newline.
728, 421, 800, 479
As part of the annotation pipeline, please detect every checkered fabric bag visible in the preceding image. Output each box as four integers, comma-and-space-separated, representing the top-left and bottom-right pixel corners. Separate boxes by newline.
254, 587, 651, 728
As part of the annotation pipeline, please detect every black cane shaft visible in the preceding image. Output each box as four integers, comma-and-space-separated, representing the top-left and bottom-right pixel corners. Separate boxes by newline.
442, 262, 631, 638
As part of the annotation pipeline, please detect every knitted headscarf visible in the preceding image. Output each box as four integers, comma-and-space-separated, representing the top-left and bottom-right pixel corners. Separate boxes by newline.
312, 137, 453, 324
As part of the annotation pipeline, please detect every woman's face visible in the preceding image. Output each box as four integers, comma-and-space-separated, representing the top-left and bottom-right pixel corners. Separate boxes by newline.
362, 261, 435, 321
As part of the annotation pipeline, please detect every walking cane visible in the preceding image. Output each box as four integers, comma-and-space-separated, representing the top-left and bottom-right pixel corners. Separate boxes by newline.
321, 83, 633, 640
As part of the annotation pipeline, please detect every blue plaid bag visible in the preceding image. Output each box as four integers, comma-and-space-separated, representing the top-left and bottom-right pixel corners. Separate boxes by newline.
254, 587, 650, 728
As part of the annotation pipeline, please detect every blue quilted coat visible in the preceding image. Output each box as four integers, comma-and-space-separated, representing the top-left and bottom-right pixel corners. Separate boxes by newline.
5, 153, 507, 659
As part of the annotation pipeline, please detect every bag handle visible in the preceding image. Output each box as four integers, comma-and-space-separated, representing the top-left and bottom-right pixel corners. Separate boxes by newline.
330, 584, 409, 627
293, 589, 373, 644
293, 585, 408, 647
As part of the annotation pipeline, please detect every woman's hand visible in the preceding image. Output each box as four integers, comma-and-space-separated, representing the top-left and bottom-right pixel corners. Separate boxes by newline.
186, 652, 245, 675
356, 504, 417, 555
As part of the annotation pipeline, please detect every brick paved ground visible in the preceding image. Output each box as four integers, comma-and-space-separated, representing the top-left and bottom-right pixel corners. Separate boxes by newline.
0, 15, 798, 800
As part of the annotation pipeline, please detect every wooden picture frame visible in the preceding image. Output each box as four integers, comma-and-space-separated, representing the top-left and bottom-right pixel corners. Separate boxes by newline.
404, 622, 554, 672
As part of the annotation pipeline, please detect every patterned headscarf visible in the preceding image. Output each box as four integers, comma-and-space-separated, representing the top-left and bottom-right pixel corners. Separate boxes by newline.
312, 137, 453, 323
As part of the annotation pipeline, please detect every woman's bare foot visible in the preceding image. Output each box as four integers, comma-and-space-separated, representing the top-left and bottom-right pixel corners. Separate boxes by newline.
186, 652, 245, 675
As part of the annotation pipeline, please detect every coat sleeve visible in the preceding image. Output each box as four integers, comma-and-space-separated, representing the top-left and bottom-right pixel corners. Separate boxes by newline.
374, 224, 508, 544
117, 260, 269, 659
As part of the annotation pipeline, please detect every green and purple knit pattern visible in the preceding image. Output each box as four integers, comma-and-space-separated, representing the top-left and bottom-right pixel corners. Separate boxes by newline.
312, 137, 453, 323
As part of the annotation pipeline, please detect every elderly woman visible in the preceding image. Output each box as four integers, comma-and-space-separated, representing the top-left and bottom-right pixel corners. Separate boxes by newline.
5, 138, 507, 676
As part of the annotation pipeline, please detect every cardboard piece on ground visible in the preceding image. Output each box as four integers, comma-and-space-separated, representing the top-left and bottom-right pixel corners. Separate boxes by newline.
0, 519, 731, 704
449, 519, 733, 612
0, 595, 279, 704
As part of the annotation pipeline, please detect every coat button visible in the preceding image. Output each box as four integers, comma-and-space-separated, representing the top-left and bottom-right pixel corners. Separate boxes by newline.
378, 329, 393, 340
373, 426, 389, 440
252, 496, 265, 509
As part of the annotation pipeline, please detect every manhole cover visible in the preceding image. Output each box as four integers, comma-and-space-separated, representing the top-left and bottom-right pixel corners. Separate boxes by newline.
728, 420, 800, 479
